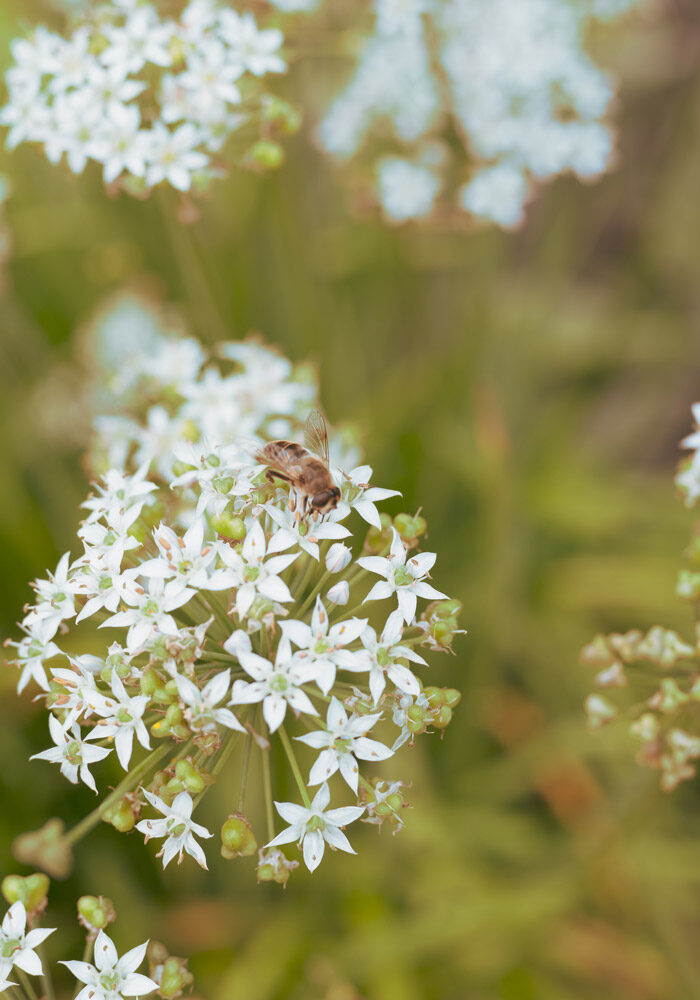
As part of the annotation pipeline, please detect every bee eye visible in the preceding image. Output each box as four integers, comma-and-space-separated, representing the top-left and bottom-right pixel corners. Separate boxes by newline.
311, 490, 338, 510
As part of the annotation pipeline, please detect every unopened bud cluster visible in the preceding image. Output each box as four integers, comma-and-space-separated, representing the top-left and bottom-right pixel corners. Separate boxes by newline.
582, 401, 700, 791
9, 329, 463, 880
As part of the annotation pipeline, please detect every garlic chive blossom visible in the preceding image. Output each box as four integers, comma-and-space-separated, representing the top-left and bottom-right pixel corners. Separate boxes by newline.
1, 1, 297, 195
11, 334, 463, 880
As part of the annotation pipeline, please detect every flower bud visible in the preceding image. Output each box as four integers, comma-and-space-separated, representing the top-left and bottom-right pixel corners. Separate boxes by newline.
210, 513, 246, 541
158, 955, 194, 999
13, 818, 72, 880
247, 140, 285, 171
256, 848, 298, 886
393, 513, 427, 544
584, 694, 617, 730
325, 543, 352, 574
175, 759, 206, 795
1, 873, 50, 913
431, 705, 453, 729
649, 678, 689, 713
221, 814, 258, 858
261, 94, 302, 135
77, 895, 115, 933
364, 514, 393, 554
677, 570, 700, 601
102, 797, 136, 832
579, 635, 615, 669
327, 581, 349, 606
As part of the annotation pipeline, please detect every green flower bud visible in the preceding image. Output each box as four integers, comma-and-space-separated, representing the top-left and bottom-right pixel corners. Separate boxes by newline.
221, 814, 258, 858
211, 513, 246, 540
13, 819, 73, 880
393, 513, 427, 542
431, 620, 455, 646
678, 570, 700, 601
1, 873, 50, 913
159, 956, 194, 999
256, 862, 276, 882
579, 635, 616, 669
432, 599, 462, 619
365, 514, 393, 554
77, 895, 115, 932
247, 140, 285, 170
102, 797, 136, 833
432, 705, 453, 729
175, 759, 206, 795
261, 95, 302, 135
407, 705, 427, 735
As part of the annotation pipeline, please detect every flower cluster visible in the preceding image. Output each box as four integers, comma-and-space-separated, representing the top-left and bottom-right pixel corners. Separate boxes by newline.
0, 873, 192, 999
1, 0, 299, 195
581, 402, 700, 792
319, 0, 645, 228
9, 330, 462, 881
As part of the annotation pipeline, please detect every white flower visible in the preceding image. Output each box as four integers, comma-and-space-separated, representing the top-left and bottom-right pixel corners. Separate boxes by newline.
376, 157, 440, 222
82, 464, 157, 523
267, 783, 365, 872
325, 543, 352, 573
101, 577, 195, 652
358, 528, 446, 624
327, 580, 349, 606
265, 504, 350, 561
62, 929, 157, 1000
229, 637, 318, 732
10, 617, 63, 693
101, 8, 174, 75
354, 618, 426, 705
175, 669, 245, 733
87, 102, 149, 184
333, 464, 400, 529
145, 122, 208, 191
219, 11, 286, 77
140, 519, 231, 591
460, 162, 529, 228
136, 790, 212, 869
216, 518, 297, 618
296, 697, 393, 791
31, 716, 111, 792
281, 596, 368, 695
85, 673, 151, 770
0, 902, 54, 986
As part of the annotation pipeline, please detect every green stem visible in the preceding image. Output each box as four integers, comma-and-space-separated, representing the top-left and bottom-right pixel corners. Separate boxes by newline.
279, 726, 310, 807
16, 971, 38, 1000
261, 743, 275, 842
64, 743, 172, 845
237, 733, 253, 813
157, 190, 229, 342
38, 944, 55, 1000
294, 567, 332, 620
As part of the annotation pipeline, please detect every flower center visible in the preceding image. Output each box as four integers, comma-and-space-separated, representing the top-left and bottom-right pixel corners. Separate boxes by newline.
0, 938, 20, 959
376, 647, 390, 668
306, 815, 325, 834
269, 674, 288, 693
394, 567, 413, 588
314, 639, 328, 655
245, 566, 260, 582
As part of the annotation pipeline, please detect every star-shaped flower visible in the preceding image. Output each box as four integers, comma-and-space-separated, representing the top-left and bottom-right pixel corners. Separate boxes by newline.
31, 716, 111, 792
296, 697, 393, 791
62, 929, 157, 1000
136, 790, 212, 869
0, 901, 54, 988
266, 783, 364, 872
281, 596, 367, 695
228, 637, 317, 732
357, 528, 447, 624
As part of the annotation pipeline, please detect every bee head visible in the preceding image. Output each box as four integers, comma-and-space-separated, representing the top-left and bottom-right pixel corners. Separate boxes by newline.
311, 486, 341, 514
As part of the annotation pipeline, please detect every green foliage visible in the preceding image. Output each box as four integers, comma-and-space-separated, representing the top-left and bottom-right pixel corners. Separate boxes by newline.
1, 2, 700, 998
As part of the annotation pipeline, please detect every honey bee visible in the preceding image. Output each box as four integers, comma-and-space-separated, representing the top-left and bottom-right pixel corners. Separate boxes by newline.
258, 410, 341, 521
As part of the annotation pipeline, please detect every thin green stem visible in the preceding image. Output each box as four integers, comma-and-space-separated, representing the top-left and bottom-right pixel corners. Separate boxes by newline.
16, 971, 38, 1000
261, 742, 275, 842
38, 943, 55, 1000
279, 725, 310, 807
294, 567, 332, 620
157, 190, 229, 342
237, 733, 253, 813
64, 743, 172, 845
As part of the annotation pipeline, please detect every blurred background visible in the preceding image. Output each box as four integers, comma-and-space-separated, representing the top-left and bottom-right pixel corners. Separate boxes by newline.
2, 1, 700, 997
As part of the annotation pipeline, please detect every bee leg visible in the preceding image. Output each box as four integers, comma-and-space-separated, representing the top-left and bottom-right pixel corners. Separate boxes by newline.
312, 509, 319, 523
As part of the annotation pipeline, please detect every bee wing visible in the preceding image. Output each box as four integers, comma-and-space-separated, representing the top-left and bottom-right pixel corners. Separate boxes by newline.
304, 410, 330, 466
257, 442, 304, 481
